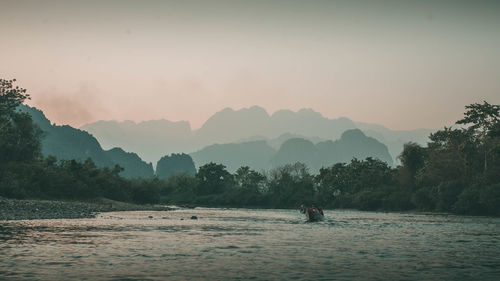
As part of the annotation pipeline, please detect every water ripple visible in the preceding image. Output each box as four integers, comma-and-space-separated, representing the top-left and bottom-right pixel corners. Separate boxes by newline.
1, 209, 499, 280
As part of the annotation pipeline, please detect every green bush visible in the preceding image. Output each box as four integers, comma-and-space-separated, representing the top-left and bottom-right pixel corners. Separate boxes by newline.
479, 183, 500, 215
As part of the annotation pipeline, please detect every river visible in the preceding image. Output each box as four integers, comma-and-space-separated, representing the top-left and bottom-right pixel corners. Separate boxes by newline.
1, 208, 499, 280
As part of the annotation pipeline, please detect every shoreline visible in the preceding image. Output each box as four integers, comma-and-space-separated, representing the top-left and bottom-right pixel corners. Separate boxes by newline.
0, 197, 172, 221
1, 197, 485, 221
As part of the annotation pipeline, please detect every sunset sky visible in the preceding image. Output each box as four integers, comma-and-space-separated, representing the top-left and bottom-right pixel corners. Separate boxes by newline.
1, 0, 499, 130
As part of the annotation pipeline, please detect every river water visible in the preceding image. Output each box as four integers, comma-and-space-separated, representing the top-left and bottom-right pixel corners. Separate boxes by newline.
1, 208, 499, 280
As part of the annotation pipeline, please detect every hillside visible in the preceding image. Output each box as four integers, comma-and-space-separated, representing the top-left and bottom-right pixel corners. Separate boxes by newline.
190, 141, 276, 173
191, 129, 392, 173
20, 106, 154, 179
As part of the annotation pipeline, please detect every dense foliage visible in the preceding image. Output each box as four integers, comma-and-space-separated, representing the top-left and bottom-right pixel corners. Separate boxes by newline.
160, 101, 500, 216
1, 80, 499, 215
0, 80, 157, 204
0, 79, 42, 163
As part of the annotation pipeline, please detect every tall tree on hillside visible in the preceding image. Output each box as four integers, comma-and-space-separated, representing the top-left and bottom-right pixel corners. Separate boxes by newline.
456, 101, 500, 171
0, 79, 41, 162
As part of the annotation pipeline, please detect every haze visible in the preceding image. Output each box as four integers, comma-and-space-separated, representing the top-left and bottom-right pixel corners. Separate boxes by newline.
1, 0, 499, 130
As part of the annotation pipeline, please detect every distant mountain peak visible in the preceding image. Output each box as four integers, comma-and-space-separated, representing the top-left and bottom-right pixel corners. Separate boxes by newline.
22, 105, 154, 178
271, 109, 295, 118
79, 105, 433, 165
281, 137, 315, 147
248, 105, 267, 111
341, 129, 366, 140
219, 107, 235, 113
81, 118, 191, 128
217, 105, 269, 115
297, 108, 323, 118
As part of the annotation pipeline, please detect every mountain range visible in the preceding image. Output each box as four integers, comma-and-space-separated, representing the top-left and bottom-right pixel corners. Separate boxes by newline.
81, 106, 434, 165
20, 106, 154, 179
191, 129, 393, 173
21, 105, 431, 176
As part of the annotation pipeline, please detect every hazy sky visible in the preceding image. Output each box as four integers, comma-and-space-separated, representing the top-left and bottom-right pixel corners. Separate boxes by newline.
1, 0, 499, 130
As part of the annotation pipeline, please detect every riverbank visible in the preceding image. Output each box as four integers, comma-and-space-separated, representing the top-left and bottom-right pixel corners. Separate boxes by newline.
0, 197, 173, 220
0, 197, 468, 221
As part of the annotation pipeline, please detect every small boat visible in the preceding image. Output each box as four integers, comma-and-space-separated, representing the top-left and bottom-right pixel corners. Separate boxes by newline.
303, 206, 324, 222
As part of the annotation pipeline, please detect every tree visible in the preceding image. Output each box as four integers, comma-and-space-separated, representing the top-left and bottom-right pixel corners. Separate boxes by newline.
162, 173, 198, 203
456, 101, 500, 133
0, 79, 42, 162
456, 101, 500, 171
235, 166, 266, 193
398, 143, 426, 176
0, 79, 29, 119
267, 162, 314, 208
424, 127, 478, 183
196, 162, 233, 195
131, 178, 160, 204
316, 163, 350, 206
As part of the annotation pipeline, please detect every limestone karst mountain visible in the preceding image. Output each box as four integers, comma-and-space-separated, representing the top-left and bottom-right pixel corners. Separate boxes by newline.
191, 129, 393, 173
20, 106, 154, 179
23, 105, 406, 176
190, 140, 276, 173
156, 153, 196, 180
81, 106, 433, 165
315, 129, 394, 167
271, 138, 318, 171
80, 119, 193, 165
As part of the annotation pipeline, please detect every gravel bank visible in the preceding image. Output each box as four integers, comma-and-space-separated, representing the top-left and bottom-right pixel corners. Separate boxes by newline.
0, 197, 173, 220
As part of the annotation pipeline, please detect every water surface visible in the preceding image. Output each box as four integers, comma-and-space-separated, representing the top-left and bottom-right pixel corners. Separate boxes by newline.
1, 208, 499, 280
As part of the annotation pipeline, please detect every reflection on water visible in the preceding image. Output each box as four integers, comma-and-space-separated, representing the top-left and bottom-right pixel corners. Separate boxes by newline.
1, 208, 499, 280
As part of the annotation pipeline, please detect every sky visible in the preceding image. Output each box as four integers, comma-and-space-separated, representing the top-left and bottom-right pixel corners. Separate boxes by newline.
1, 0, 499, 130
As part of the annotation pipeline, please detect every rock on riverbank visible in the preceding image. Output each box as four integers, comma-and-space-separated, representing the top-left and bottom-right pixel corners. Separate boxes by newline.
0, 197, 172, 220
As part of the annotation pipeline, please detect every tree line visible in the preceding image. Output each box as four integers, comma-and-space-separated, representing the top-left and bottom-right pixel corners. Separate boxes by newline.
1, 79, 499, 215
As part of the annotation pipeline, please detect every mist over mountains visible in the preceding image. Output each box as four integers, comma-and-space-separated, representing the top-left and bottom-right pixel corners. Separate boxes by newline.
81, 106, 433, 165
20, 105, 431, 177
191, 130, 393, 173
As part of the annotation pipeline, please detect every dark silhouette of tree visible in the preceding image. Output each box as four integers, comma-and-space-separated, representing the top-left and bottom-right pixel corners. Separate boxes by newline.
397, 142, 426, 189
0, 79, 29, 117
130, 178, 160, 204
456, 101, 500, 171
196, 162, 233, 195
0, 79, 41, 162
398, 142, 425, 177
457, 101, 500, 133
161, 173, 198, 204
235, 166, 265, 193
316, 163, 350, 206
267, 162, 314, 208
